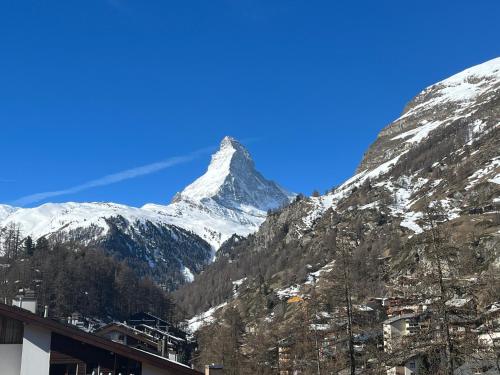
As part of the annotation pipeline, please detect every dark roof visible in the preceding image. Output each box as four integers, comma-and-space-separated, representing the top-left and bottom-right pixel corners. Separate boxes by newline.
0, 303, 201, 375
96, 323, 159, 348
96, 322, 185, 345
128, 311, 169, 326
206, 364, 223, 369
383, 313, 418, 325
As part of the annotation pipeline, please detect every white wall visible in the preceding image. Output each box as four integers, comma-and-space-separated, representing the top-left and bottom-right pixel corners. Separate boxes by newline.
0, 344, 23, 375
12, 299, 37, 314
20, 324, 51, 375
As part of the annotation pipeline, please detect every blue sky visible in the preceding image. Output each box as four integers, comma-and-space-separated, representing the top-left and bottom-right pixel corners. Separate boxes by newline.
1, 0, 499, 207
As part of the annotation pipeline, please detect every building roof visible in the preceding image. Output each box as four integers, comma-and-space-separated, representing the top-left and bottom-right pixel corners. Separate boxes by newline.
96, 322, 185, 345
128, 311, 169, 327
0, 303, 201, 375
138, 323, 186, 342
96, 322, 159, 348
383, 313, 418, 325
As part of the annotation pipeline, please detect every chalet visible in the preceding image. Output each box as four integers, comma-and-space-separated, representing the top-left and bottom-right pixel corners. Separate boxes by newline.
383, 313, 426, 375
0, 303, 202, 375
382, 296, 427, 317
126, 312, 172, 331
95, 321, 188, 363
477, 302, 500, 349
383, 313, 422, 353
386, 355, 423, 375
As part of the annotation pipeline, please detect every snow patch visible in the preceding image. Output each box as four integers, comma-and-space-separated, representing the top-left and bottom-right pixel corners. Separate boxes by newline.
232, 277, 247, 297
400, 211, 424, 234
301, 153, 407, 231
181, 265, 195, 283
466, 157, 500, 190
391, 120, 443, 144
306, 261, 335, 285
186, 302, 228, 333
489, 174, 500, 185
276, 285, 301, 299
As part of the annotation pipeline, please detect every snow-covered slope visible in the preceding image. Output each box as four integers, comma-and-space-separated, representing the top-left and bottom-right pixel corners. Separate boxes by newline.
1, 202, 159, 240
0, 137, 294, 251
304, 56, 500, 229
0, 200, 214, 288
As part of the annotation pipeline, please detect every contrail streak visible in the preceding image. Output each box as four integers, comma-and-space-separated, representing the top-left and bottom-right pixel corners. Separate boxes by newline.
10, 146, 213, 207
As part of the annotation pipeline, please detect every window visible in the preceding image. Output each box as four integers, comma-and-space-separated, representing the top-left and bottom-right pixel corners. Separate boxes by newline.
0, 315, 23, 344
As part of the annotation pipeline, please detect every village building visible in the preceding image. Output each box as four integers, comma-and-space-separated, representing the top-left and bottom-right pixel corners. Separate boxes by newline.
277, 338, 293, 375
95, 320, 188, 363
11, 289, 38, 315
477, 302, 500, 349
383, 313, 425, 375
0, 303, 202, 375
383, 313, 421, 352
382, 296, 427, 318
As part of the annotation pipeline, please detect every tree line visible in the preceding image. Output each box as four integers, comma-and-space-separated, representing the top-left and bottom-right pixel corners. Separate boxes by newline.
0, 234, 177, 323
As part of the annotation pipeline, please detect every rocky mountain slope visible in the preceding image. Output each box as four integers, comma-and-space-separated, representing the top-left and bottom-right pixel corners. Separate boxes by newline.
0, 137, 294, 287
175, 57, 500, 326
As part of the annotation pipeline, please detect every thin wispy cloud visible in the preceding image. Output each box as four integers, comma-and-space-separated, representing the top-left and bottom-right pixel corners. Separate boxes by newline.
10, 146, 213, 207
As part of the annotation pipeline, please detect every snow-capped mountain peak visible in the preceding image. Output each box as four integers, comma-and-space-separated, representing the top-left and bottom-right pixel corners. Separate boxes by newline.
173, 136, 294, 212
147, 136, 295, 248
173, 136, 252, 203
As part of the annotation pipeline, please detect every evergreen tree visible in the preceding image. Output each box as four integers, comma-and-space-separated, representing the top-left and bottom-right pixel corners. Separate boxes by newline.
35, 237, 49, 253
24, 236, 34, 257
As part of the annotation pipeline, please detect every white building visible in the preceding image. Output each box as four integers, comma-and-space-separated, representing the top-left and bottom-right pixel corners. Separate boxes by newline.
383, 313, 420, 352
383, 313, 423, 375
11, 289, 37, 314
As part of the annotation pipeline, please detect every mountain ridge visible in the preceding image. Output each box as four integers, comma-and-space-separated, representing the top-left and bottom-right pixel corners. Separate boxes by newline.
0, 137, 295, 286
